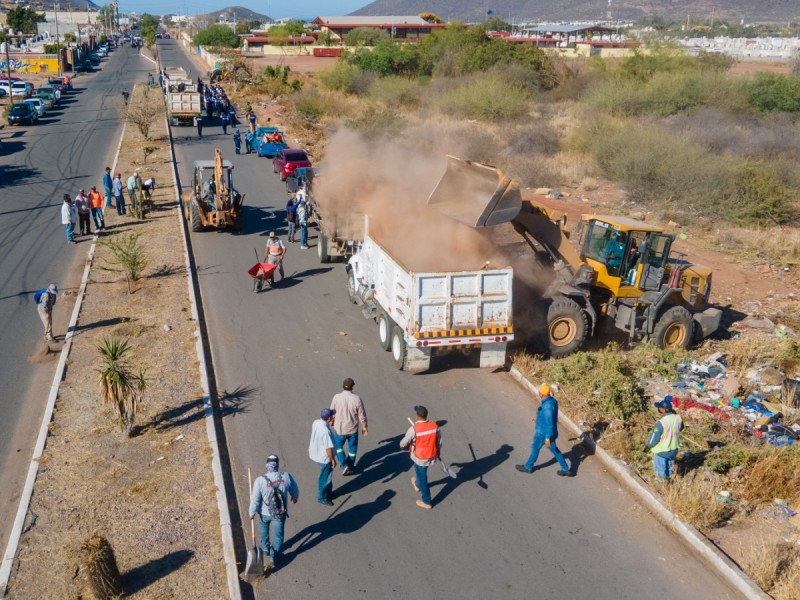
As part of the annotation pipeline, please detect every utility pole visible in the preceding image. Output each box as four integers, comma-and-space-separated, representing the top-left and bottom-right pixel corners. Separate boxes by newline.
54, 2, 62, 76
5, 36, 15, 107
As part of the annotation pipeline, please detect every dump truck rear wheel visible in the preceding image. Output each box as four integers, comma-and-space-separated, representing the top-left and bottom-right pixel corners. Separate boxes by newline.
653, 306, 693, 350
391, 325, 406, 370
188, 200, 203, 232
547, 296, 588, 358
318, 232, 330, 263
378, 313, 393, 351
347, 271, 358, 305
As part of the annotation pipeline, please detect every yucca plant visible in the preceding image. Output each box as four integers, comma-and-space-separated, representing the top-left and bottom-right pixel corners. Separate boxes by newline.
97, 337, 147, 437
99, 233, 148, 293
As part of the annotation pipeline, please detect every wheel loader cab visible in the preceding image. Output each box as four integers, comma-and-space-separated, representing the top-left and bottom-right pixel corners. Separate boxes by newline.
580, 217, 672, 298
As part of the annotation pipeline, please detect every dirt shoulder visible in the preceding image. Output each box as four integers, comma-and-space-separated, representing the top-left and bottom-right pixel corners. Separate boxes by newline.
6, 85, 227, 598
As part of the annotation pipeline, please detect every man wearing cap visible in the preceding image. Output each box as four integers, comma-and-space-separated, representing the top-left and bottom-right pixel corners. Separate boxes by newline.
400, 405, 441, 509
88, 186, 106, 230
248, 455, 299, 573
264, 232, 286, 281
112, 172, 125, 215
516, 384, 573, 477
309, 408, 337, 506
646, 397, 684, 480
36, 284, 58, 341
74, 189, 92, 236
330, 378, 368, 476
61, 194, 77, 244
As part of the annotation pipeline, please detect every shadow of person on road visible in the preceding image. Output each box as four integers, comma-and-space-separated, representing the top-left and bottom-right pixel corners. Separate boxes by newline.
431, 443, 514, 505
333, 434, 406, 497
281, 489, 395, 566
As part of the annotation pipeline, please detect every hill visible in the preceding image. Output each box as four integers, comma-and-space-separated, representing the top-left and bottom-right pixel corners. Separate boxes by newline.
349, 0, 800, 23
201, 5, 269, 24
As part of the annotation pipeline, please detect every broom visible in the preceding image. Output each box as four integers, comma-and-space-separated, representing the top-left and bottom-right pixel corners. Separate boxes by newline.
244, 467, 263, 576
407, 417, 457, 479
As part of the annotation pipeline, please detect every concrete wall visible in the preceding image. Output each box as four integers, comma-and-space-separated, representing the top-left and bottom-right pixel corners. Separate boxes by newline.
2, 54, 60, 73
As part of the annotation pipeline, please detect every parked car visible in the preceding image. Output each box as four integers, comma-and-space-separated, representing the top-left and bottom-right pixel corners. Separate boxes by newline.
0, 88, 6, 98
36, 86, 58, 108
96, 46, 108, 57
88, 53, 102, 64
48, 76, 72, 91
273, 148, 312, 181
21, 98, 45, 117
75, 61, 93, 73
7, 103, 38, 125
0, 81, 32, 98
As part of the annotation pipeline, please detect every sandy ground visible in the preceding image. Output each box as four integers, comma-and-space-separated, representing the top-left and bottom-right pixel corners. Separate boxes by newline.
6, 84, 227, 598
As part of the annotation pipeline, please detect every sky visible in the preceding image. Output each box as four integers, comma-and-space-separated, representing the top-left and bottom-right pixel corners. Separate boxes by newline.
119, 0, 370, 20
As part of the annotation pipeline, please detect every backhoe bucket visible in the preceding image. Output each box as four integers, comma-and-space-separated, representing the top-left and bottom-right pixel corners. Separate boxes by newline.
427, 155, 523, 228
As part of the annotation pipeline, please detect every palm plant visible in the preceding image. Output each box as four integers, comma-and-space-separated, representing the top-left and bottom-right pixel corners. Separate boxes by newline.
97, 337, 147, 436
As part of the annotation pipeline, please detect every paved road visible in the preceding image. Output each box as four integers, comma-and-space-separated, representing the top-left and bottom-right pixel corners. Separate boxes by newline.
160, 40, 742, 600
0, 45, 149, 557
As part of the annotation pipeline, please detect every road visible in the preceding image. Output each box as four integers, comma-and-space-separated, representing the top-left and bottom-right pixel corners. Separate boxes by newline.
0, 45, 150, 559
160, 39, 742, 600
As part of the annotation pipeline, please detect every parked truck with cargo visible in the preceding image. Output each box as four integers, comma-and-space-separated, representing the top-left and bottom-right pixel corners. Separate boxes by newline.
346, 218, 514, 372
164, 67, 201, 127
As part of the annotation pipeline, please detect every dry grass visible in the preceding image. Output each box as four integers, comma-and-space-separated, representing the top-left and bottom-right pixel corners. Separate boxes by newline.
740, 538, 797, 593
741, 448, 800, 505
660, 474, 736, 530
771, 554, 800, 600
725, 335, 800, 382
713, 226, 800, 266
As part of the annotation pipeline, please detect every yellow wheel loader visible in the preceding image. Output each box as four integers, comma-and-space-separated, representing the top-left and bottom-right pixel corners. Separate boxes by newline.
428, 156, 722, 357
183, 148, 244, 232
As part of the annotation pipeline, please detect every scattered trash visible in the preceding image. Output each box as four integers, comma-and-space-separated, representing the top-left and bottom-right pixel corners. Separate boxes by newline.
716, 490, 733, 504
174, 434, 184, 441
163, 324, 172, 332
337, 331, 347, 336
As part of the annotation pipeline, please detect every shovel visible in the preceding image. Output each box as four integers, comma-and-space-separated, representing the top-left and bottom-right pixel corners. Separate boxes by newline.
244, 468, 263, 577
407, 417, 457, 479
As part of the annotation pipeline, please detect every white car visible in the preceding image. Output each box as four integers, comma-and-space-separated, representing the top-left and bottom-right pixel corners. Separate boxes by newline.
0, 81, 33, 98
21, 98, 46, 117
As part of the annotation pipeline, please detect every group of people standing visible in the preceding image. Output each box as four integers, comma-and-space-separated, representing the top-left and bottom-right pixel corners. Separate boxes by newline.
284, 182, 309, 249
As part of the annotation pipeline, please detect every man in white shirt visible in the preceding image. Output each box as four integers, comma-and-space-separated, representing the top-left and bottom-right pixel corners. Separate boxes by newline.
61, 194, 77, 244
309, 408, 337, 506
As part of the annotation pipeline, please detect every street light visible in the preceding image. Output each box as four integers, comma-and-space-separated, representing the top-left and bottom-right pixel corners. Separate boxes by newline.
54, 2, 62, 76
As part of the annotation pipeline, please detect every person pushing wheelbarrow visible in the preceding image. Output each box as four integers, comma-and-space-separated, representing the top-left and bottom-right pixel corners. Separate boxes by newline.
265, 231, 286, 281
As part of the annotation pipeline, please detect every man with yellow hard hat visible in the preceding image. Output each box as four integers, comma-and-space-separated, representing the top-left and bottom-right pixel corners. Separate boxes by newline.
516, 384, 573, 476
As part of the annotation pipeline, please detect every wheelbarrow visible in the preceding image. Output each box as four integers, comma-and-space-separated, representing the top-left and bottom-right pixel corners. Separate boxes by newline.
248, 249, 276, 293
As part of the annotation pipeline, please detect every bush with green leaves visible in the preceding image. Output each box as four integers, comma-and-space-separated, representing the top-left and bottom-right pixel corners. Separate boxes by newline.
97, 337, 147, 437
293, 89, 329, 121
434, 71, 530, 121
345, 27, 389, 47
99, 232, 149, 290
192, 24, 241, 48
368, 76, 420, 107
726, 162, 797, 226
747, 73, 800, 112
345, 106, 404, 139
320, 61, 375, 95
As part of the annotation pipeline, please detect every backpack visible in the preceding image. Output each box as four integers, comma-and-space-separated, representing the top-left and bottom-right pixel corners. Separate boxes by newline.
33, 289, 47, 305
286, 203, 296, 223
264, 474, 288, 519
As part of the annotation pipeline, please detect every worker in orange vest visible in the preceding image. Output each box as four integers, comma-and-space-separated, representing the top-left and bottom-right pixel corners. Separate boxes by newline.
400, 405, 441, 509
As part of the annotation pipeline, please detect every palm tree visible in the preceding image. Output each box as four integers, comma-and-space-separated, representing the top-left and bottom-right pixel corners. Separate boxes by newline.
97, 337, 147, 436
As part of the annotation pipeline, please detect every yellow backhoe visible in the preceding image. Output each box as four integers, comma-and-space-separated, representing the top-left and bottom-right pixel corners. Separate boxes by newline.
428, 156, 722, 357
183, 148, 244, 231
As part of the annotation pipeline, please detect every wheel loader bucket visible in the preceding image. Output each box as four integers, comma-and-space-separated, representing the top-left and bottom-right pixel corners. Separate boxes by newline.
427, 155, 523, 228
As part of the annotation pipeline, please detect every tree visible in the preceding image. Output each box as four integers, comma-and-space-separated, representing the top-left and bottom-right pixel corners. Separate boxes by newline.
138, 13, 160, 34
236, 20, 261, 35
192, 24, 241, 48
284, 19, 307, 37
419, 12, 443, 24
6, 7, 45, 34
316, 29, 333, 46
483, 16, 512, 32
345, 27, 389, 47
125, 84, 166, 140
63, 33, 76, 43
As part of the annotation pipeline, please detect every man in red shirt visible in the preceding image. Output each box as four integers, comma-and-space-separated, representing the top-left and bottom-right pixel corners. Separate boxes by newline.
400, 405, 441, 509
88, 186, 106, 230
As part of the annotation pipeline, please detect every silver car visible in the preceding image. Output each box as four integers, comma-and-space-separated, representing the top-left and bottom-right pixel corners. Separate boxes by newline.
21, 98, 46, 117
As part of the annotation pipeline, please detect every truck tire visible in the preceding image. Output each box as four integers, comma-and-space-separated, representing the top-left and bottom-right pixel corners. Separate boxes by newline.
390, 325, 406, 370
653, 306, 693, 350
347, 271, 358, 305
188, 200, 203, 232
378, 313, 393, 351
318, 232, 330, 263
547, 296, 588, 358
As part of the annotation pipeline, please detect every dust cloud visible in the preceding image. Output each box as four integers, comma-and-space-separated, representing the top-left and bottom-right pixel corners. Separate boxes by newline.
314, 128, 512, 272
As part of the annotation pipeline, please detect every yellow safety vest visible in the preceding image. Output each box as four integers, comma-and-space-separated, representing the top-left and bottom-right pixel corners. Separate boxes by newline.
650, 413, 682, 455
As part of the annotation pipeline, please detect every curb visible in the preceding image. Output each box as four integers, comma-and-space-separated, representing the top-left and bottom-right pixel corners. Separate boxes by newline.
0, 119, 127, 595
508, 366, 770, 600
164, 102, 242, 599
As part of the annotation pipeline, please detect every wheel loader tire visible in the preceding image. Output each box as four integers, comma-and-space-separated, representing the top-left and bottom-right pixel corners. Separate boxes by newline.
318, 232, 330, 263
653, 306, 693, 350
378, 312, 393, 351
188, 200, 203, 232
391, 325, 406, 370
546, 296, 588, 358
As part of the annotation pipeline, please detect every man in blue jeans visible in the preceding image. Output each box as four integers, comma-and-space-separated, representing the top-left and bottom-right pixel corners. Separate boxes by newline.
400, 405, 441, 509
309, 408, 337, 506
330, 377, 369, 476
249, 455, 299, 574
516, 384, 573, 477
646, 397, 684, 480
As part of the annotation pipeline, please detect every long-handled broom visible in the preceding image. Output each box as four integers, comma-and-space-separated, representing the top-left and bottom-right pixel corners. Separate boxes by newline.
407, 417, 457, 479
244, 468, 263, 576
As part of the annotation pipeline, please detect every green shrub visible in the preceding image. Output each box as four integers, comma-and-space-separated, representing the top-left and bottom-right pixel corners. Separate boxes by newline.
293, 90, 328, 121
704, 446, 751, 474
726, 161, 798, 226
368, 76, 420, 107
319, 61, 375, 95
748, 73, 800, 112
345, 105, 404, 139
344, 27, 389, 47
434, 71, 530, 121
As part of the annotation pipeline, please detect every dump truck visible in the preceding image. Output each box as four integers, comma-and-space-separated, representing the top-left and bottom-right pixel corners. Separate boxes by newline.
347, 218, 514, 372
182, 148, 244, 231
428, 156, 722, 357
164, 67, 201, 126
